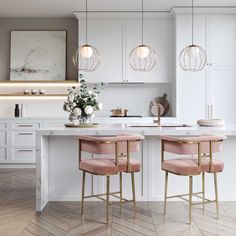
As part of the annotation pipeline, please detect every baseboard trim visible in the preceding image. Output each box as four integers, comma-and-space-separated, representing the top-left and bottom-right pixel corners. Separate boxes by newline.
0, 164, 35, 168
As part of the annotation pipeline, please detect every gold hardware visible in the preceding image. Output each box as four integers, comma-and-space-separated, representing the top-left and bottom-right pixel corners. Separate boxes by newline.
202, 172, 205, 213
214, 173, 219, 219
189, 176, 193, 224
164, 171, 168, 219
81, 171, 86, 216
106, 176, 110, 224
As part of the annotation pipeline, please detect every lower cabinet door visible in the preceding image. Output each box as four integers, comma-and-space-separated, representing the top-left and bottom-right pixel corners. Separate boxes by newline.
12, 148, 36, 163
13, 131, 36, 147
0, 148, 7, 161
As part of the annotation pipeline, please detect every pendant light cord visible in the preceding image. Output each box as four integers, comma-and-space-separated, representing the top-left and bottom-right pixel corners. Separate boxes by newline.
141, 0, 144, 45
86, 0, 88, 45
192, 0, 194, 45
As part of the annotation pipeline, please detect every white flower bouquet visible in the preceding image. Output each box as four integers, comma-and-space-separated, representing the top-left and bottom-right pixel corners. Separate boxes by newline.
63, 75, 103, 124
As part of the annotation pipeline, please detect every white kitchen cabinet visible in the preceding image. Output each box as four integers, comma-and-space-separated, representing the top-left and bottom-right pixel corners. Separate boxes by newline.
175, 14, 208, 123
209, 16, 236, 123
79, 19, 124, 83
125, 19, 173, 83
209, 15, 236, 67
175, 13, 236, 124
0, 121, 9, 162
77, 13, 173, 84
12, 148, 36, 163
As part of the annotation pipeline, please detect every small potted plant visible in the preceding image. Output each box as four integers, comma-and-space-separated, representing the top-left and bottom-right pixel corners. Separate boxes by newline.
63, 75, 103, 125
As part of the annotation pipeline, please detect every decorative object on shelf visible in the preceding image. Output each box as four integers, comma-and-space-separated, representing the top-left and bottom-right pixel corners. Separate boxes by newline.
23, 89, 30, 94
129, 0, 157, 72
150, 93, 169, 116
197, 119, 225, 127
73, 0, 101, 72
63, 75, 103, 125
110, 108, 128, 117
14, 104, 20, 117
10, 31, 66, 81
31, 89, 39, 95
20, 104, 25, 117
39, 89, 46, 94
179, 0, 207, 71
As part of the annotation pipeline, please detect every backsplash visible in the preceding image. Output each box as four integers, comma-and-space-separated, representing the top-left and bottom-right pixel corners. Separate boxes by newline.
0, 83, 172, 117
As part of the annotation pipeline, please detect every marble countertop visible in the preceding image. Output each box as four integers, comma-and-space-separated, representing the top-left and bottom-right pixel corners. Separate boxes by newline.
36, 123, 236, 136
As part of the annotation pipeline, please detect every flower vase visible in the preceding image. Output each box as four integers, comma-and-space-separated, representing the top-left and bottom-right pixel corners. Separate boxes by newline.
80, 115, 92, 125
69, 113, 78, 124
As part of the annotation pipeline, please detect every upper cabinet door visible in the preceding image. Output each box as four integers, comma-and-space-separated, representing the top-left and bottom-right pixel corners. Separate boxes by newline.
79, 19, 124, 83
209, 16, 236, 67
175, 15, 209, 123
125, 19, 173, 83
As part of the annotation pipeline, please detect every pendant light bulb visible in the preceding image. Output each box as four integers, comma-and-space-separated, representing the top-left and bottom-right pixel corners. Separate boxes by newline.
80, 45, 94, 58
136, 45, 150, 58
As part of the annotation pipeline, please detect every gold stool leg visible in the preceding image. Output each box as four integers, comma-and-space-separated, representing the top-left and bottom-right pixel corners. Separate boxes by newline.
120, 172, 122, 208
214, 173, 219, 219
106, 176, 110, 224
202, 172, 205, 214
81, 171, 86, 216
164, 171, 168, 219
189, 176, 193, 224
131, 172, 136, 216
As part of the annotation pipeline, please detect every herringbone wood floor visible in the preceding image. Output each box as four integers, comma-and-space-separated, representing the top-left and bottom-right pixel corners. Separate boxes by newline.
0, 169, 236, 236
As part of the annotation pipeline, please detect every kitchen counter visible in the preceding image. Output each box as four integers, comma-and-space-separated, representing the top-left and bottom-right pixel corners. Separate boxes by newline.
36, 124, 236, 212
36, 123, 236, 136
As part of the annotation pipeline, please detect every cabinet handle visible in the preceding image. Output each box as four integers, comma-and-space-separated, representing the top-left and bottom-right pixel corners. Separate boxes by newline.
17, 149, 34, 152
17, 124, 34, 127
17, 132, 33, 135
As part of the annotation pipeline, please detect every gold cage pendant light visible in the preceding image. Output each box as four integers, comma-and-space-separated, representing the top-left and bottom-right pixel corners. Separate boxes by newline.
129, 0, 157, 72
73, 0, 101, 72
179, 0, 207, 71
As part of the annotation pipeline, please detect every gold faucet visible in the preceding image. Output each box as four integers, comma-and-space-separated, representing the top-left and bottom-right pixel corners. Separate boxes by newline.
153, 105, 161, 127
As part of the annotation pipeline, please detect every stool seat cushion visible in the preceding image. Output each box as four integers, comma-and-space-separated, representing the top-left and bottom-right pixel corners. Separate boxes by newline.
162, 158, 224, 175
80, 157, 141, 175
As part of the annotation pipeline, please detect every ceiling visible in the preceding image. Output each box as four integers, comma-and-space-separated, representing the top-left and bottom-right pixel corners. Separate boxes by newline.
0, 0, 236, 17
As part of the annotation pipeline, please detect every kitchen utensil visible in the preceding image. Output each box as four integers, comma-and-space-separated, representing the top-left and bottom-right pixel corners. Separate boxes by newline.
111, 108, 128, 117
152, 93, 169, 116
151, 103, 165, 117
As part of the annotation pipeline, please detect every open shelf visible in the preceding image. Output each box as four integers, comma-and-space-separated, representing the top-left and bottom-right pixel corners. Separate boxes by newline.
0, 94, 67, 99
0, 80, 80, 87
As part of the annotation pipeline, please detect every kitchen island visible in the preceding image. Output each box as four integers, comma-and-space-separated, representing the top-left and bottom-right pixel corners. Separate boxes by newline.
36, 124, 236, 212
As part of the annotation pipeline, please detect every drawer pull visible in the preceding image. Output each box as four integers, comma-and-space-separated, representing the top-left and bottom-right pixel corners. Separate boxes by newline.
17, 149, 34, 152
17, 133, 33, 135
17, 125, 34, 127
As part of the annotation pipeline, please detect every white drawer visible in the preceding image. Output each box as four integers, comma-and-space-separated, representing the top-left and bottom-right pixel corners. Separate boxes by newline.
0, 131, 7, 146
13, 123, 40, 130
0, 148, 7, 160
0, 122, 7, 129
13, 131, 35, 146
13, 148, 35, 162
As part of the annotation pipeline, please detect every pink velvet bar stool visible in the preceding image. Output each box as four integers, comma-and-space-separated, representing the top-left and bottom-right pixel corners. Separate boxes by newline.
160, 134, 226, 224
78, 134, 144, 223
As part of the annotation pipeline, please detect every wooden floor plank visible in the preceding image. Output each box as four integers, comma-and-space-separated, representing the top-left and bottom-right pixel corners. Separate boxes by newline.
0, 169, 236, 236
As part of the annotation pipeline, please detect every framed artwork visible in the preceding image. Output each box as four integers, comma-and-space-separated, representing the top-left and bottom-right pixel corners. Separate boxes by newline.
10, 30, 67, 81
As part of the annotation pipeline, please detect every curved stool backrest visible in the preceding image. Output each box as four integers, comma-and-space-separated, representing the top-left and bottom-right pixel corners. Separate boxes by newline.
78, 134, 144, 155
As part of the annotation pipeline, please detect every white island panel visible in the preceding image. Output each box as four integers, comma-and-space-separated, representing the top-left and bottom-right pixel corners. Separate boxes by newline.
36, 124, 236, 212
